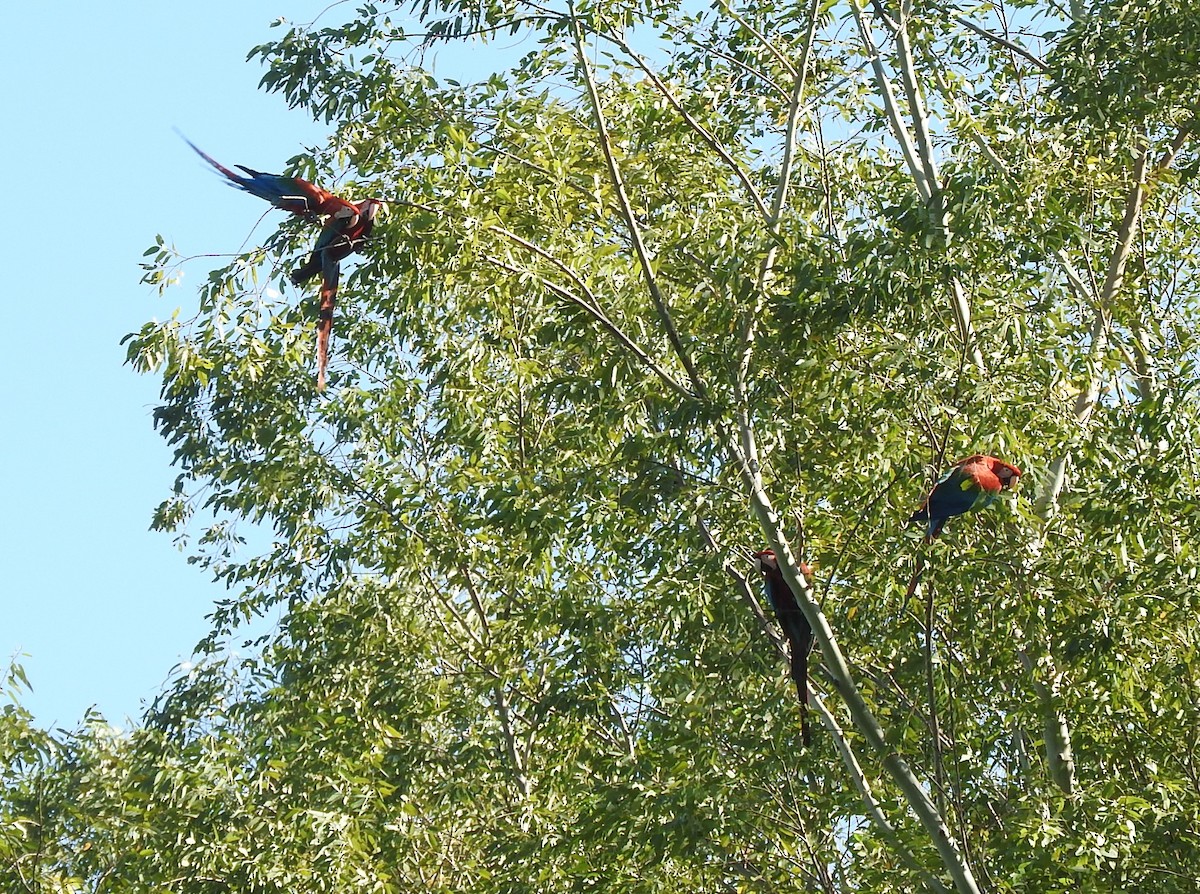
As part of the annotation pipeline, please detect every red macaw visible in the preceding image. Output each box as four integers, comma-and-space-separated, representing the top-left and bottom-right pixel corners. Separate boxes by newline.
185, 138, 380, 391
910, 454, 1022, 540
752, 549, 815, 745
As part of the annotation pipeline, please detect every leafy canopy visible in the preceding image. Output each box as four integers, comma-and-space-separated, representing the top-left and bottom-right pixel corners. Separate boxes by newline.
7, 1, 1200, 892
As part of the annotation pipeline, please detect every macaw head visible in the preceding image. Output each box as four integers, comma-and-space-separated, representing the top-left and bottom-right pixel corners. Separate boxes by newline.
989, 458, 1022, 490
955, 454, 1022, 490
751, 549, 813, 580
751, 549, 777, 574
357, 199, 383, 223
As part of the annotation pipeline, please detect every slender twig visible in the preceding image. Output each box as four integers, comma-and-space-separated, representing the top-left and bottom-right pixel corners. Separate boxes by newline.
948, 10, 1048, 71
685, 41, 789, 98
698, 518, 787, 655
483, 254, 696, 400
712, 0, 799, 77
570, 9, 708, 399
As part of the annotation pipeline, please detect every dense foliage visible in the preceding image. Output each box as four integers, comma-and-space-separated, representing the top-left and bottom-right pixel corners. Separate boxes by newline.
6, 0, 1200, 891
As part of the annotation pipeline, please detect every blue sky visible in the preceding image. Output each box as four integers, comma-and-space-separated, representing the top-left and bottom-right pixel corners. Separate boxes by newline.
0, 3, 332, 729
0, 2, 497, 729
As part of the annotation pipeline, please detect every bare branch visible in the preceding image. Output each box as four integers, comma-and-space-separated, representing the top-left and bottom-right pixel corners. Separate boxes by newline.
1038, 144, 1153, 516
1024, 131, 1195, 795
893, 6, 942, 199
772, 0, 822, 224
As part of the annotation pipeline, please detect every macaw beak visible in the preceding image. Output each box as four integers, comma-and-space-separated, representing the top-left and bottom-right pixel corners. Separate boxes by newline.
361, 199, 383, 222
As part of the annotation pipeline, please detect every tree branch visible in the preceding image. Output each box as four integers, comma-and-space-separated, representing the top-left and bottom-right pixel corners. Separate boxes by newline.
702, 515, 948, 891
893, 2, 942, 203
698, 518, 788, 655
1037, 143, 1154, 516
733, 0, 821, 392
851, 1, 931, 202
1020, 132, 1191, 796
812, 693, 953, 894
854, 0, 985, 370
1017, 649, 1076, 797
712, 0, 799, 78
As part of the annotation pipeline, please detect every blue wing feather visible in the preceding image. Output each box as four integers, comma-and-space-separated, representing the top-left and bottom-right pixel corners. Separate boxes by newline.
181, 134, 319, 215
911, 467, 984, 537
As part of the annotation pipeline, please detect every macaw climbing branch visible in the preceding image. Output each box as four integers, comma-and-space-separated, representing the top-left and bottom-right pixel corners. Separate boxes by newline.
727, 412, 984, 894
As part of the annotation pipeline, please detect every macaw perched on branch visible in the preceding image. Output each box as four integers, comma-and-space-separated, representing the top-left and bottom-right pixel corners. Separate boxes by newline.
910, 454, 1022, 540
184, 137, 380, 391
752, 549, 815, 746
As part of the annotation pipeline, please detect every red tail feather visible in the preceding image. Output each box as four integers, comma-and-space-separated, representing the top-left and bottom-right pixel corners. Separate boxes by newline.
316, 281, 337, 392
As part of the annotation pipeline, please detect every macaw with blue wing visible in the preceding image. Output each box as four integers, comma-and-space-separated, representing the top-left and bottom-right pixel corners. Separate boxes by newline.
910, 454, 1022, 540
184, 137, 380, 391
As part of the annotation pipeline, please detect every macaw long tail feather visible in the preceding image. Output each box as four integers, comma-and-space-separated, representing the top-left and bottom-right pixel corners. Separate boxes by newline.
778, 607, 814, 747
789, 647, 812, 747
905, 555, 928, 602
790, 648, 807, 705
179, 133, 242, 185
316, 283, 336, 392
